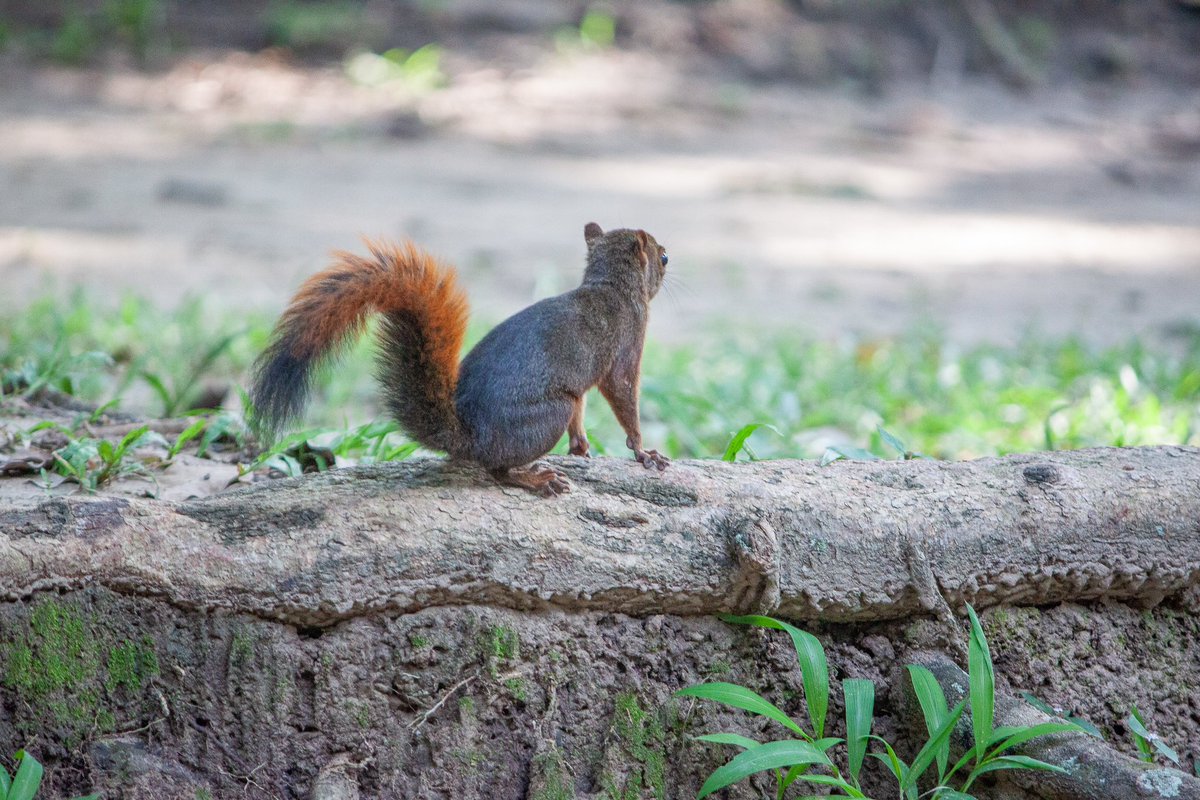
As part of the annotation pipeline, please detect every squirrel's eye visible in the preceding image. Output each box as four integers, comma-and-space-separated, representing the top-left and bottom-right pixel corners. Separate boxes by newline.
660, 251, 669, 267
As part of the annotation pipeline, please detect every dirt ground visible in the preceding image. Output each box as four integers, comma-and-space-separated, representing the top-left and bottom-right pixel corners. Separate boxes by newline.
2, 1, 1199, 348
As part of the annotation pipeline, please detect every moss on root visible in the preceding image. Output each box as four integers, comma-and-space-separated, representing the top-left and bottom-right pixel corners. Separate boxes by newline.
1, 596, 161, 744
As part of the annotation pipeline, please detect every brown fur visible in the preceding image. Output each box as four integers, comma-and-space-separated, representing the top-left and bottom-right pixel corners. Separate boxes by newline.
288, 240, 467, 381
251, 223, 669, 495
250, 239, 469, 445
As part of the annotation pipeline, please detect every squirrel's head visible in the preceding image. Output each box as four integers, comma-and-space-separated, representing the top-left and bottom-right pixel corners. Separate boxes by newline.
583, 222, 667, 301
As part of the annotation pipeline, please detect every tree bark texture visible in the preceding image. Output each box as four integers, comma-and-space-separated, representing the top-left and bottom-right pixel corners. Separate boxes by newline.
0, 447, 1197, 798
2, 447, 1198, 625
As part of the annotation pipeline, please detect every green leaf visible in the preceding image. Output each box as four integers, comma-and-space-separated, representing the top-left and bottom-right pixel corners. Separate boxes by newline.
966, 605, 995, 766
1, 759, 12, 796
1066, 716, 1103, 739
969, 754, 1068, 779
1129, 706, 1154, 760
720, 614, 829, 737
867, 735, 909, 785
139, 371, 171, 413
722, 423, 779, 461
696, 740, 830, 799
1018, 693, 1102, 738
780, 763, 809, 790
693, 732, 761, 750
946, 745, 982, 785
820, 445, 882, 465
9, 751, 43, 800
1127, 709, 1181, 765
114, 424, 152, 458
843, 678, 874, 784
1019, 692, 1056, 716
676, 683, 805, 737
384, 442, 421, 461
877, 426, 908, 457
902, 698, 967, 791
934, 791, 976, 799
908, 664, 951, 778
987, 722, 1082, 759
790, 773, 866, 797
169, 417, 209, 459
818, 448, 842, 466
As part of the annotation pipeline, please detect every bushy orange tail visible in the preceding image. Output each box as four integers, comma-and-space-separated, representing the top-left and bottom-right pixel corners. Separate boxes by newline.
250, 240, 470, 454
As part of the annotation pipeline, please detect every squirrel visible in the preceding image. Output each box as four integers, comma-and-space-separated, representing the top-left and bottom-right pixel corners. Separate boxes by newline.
249, 222, 670, 496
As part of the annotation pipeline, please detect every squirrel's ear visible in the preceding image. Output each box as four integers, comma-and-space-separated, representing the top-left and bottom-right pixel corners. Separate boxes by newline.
584, 222, 604, 247
635, 230, 650, 269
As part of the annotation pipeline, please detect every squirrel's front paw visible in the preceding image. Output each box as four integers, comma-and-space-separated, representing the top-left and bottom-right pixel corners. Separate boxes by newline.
634, 448, 670, 471
568, 435, 591, 457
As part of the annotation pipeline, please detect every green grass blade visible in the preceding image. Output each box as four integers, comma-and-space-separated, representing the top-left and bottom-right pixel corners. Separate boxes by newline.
693, 733, 761, 750
969, 754, 1068, 779
696, 740, 830, 799
676, 683, 805, 737
780, 763, 809, 790
946, 745, 981, 784
987, 722, 1082, 759
720, 614, 829, 737
168, 417, 209, 459
843, 678, 874, 784
1127, 708, 1180, 765
139, 371, 173, 416
113, 424, 152, 459
9, 751, 43, 800
877, 426, 908, 457
1154, 738, 1183, 766
1129, 706, 1154, 760
790, 773, 866, 797
907, 664, 951, 778
384, 442, 421, 461
1019, 692, 1056, 715
813, 737, 844, 751
867, 735, 909, 786
177, 329, 244, 411
966, 605, 995, 766
1018, 693, 1103, 738
722, 423, 779, 461
902, 698, 967, 791
1063, 714, 1102, 738
820, 445, 882, 464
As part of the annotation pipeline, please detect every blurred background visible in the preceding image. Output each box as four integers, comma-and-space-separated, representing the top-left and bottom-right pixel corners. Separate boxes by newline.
1, 0, 1199, 466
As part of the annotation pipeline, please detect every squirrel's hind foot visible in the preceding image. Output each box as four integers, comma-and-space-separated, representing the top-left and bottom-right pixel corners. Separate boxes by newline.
491, 464, 571, 497
634, 448, 670, 471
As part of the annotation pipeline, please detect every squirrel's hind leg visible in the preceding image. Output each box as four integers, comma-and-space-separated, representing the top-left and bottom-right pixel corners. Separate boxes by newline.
567, 394, 589, 457
491, 465, 571, 497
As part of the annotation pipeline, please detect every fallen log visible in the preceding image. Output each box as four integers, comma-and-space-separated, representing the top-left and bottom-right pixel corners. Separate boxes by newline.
1, 446, 1197, 625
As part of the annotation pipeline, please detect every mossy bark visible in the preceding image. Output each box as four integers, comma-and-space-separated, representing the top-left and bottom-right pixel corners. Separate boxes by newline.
1, 448, 1198, 797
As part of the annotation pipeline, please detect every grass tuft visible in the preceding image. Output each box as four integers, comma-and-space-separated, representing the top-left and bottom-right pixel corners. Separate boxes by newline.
3, 293, 1198, 470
